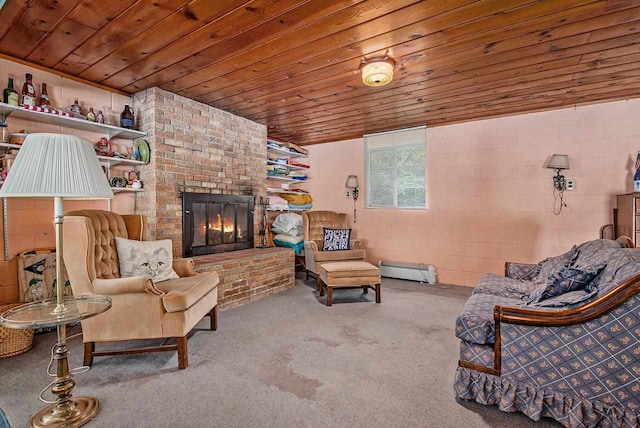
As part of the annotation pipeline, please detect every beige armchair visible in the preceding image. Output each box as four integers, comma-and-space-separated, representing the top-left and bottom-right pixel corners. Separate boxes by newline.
62, 210, 219, 370
302, 211, 366, 283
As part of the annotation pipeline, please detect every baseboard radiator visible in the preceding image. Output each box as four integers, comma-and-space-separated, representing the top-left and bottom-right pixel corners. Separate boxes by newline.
378, 261, 437, 284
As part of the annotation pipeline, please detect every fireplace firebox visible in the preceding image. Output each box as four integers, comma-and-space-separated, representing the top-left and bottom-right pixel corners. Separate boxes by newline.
182, 193, 254, 256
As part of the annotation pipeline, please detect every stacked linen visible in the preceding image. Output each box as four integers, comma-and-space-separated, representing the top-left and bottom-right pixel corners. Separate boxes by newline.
272, 213, 304, 255
280, 193, 313, 211
267, 195, 288, 211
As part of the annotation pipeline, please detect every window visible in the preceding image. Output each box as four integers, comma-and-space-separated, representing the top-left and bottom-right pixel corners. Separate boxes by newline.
365, 126, 426, 209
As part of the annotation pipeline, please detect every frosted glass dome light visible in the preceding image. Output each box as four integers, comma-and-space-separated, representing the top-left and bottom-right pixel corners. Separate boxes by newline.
360, 56, 396, 87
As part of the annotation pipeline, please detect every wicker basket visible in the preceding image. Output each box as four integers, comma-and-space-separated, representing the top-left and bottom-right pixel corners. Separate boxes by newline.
0, 303, 34, 358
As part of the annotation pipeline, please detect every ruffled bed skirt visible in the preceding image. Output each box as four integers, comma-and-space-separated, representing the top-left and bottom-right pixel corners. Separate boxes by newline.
454, 367, 640, 427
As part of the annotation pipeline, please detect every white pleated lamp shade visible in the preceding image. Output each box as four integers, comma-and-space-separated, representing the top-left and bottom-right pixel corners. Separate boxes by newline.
0, 133, 114, 199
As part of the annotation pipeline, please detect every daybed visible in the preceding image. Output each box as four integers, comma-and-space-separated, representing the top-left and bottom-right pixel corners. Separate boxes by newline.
455, 238, 640, 427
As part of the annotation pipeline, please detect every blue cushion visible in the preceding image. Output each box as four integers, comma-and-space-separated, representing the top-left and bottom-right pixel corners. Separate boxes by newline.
528, 262, 606, 304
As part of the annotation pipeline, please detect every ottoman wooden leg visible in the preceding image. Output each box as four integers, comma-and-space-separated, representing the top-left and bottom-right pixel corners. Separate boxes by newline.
375, 283, 381, 303
319, 278, 324, 297
327, 287, 333, 307
363, 285, 368, 294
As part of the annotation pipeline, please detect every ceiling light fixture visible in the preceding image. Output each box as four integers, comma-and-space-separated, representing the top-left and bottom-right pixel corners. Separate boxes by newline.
360, 55, 396, 87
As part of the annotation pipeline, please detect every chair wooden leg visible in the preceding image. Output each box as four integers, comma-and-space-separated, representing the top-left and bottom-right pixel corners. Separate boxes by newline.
327, 287, 333, 307
316, 274, 322, 293
83, 342, 95, 367
363, 285, 368, 294
375, 283, 381, 303
177, 336, 188, 369
210, 306, 218, 331
306, 270, 310, 280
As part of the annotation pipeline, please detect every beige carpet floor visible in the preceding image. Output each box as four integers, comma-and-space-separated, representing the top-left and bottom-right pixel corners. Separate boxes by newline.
0, 276, 560, 427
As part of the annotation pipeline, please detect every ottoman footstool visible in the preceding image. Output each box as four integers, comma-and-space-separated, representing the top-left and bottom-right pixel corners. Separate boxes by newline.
317, 261, 381, 306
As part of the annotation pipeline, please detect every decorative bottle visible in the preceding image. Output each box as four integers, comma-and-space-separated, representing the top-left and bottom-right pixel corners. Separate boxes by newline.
21, 73, 35, 107
87, 107, 96, 122
96, 110, 104, 124
120, 105, 134, 129
38, 83, 50, 107
70, 99, 82, 116
3, 78, 18, 106
635, 167, 640, 192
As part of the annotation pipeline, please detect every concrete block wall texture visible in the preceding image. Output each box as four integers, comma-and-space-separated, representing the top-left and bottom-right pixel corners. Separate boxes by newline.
133, 87, 267, 257
0, 58, 134, 303
304, 98, 640, 287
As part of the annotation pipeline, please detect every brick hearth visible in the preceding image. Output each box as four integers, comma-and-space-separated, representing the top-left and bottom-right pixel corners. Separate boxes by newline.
194, 247, 295, 310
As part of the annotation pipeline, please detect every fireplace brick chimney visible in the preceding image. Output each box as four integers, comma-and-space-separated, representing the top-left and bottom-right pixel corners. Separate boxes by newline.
133, 87, 267, 257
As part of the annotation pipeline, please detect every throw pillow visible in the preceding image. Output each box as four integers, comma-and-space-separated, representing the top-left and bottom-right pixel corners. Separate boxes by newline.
322, 228, 351, 251
115, 237, 179, 283
527, 262, 606, 304
536, 245, 579, 280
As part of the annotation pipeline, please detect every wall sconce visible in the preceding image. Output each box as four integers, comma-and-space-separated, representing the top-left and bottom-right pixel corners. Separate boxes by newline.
546, 154, 569, 215
345, 175, 359, 223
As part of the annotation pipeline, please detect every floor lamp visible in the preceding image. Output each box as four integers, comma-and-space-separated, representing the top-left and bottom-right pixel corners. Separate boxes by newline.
0, 133, 114, 427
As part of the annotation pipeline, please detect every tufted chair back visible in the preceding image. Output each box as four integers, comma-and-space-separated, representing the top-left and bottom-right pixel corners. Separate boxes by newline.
303, 211, 348, 247
63, 210, 147, 294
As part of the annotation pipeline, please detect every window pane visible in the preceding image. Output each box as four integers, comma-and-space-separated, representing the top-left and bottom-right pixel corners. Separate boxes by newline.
366, 127, 426, 209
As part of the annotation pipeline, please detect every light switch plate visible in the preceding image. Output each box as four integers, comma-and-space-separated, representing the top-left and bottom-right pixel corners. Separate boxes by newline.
566, 179, 575, 190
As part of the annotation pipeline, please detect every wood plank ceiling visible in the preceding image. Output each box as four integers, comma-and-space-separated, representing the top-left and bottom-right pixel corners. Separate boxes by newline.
0, 0, 639, 145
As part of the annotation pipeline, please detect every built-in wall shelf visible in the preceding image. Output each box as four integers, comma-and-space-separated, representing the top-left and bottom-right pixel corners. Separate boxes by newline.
266, 189, 307, 195
98, 156, 145, 166
266, 175, 306, 182
266, 207, 309, 212
111, 187, 145, 194
266, 160, 309, 171
0, 102, 147, 140
267, 145, 307, 158
0, 144, 145, 167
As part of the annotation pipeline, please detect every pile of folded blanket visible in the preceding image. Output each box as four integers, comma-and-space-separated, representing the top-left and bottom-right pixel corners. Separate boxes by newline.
279, 193, 312, 211
271, 213, 304, 255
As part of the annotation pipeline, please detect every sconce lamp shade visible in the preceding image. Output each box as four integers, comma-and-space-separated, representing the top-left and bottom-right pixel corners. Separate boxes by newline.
0, 133, 113, 199
345, 175, 359, 189
360, 57, 395, 87
546, 154, 569, 170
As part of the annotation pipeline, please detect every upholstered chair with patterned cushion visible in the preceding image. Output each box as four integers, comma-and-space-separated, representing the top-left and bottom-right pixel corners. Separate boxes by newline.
62, 210, 219, 369
302, 211, 366, 283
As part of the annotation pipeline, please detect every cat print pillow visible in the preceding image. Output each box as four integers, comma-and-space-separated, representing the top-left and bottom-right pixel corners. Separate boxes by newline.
115, 237, 179, 283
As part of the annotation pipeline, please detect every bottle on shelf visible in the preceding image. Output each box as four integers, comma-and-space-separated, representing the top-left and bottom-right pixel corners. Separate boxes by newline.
3, 78, 18, 106
21, 73, 35, 107
120, 105, 134, 129
96, 110, 104, 124
87, 107, 96, 122
38, 83, 50, 107
70, 99, 82, 116
0, 121, 7, 144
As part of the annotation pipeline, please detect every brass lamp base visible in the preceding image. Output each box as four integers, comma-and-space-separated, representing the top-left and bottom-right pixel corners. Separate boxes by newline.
29, 397, 98, 428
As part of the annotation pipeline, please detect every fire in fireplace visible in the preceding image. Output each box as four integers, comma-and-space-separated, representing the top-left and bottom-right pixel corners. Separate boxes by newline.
182, 193, 254, 256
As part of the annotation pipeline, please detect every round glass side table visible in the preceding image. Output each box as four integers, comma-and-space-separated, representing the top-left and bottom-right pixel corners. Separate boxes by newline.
0, 295, 111, 428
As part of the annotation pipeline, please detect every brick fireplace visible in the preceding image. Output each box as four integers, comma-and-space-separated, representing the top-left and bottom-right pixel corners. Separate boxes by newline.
133, 87, 294, 309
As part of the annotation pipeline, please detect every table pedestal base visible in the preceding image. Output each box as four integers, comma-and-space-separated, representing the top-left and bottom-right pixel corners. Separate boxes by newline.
30, 397, 98, 428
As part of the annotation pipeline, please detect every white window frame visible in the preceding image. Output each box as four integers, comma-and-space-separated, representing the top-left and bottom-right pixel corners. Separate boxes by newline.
364, 126, 426, 210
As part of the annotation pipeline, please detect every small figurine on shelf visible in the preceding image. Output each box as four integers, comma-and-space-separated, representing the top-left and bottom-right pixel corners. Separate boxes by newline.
86, 107, 96, 122
94, 137, 112, 157
132, 180, 142, 189
96, 110, 104, 124
125, 170, 139, 185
